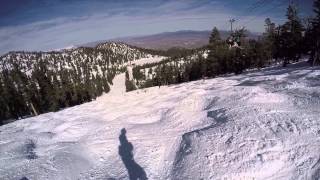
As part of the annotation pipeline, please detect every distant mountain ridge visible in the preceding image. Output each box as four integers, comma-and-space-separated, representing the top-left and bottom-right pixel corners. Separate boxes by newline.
81, 30, 261, 50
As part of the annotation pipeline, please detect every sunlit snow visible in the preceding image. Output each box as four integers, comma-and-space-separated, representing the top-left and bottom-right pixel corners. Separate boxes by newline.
0, 61, 319, 180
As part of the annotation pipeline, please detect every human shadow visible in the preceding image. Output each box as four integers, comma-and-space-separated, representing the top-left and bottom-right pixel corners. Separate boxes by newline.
118, 128, 148, 180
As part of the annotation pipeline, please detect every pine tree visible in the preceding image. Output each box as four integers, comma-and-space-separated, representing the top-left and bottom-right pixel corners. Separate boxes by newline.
207, 27, 225, 76
95, 74, 104, 96
2, 70, 27, 119
50, 74, 60, 111
33, 62, 57, 112
310, 0, 320, 65
279, 4, 304, 66
209, 27, 221, 44
0, 75, 8, 124
27, 79, 40, 116
125, 71, 136, 92
263, 18, 276, 61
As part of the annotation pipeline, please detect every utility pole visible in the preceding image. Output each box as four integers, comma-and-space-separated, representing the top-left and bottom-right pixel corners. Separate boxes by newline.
229, 19, 236, 32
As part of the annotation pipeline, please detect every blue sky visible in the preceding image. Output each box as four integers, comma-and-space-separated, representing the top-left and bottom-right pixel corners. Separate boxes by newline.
0, 0, 314, 54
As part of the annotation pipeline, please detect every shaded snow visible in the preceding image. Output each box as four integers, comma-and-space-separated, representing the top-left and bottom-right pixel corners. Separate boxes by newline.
0, 61, 320, 180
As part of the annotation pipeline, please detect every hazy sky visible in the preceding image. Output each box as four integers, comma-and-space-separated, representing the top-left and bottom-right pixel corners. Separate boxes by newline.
0, 0, 314, 54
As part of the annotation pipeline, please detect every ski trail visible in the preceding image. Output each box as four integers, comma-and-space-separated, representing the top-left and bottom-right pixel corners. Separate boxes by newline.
109, 73, 126, 96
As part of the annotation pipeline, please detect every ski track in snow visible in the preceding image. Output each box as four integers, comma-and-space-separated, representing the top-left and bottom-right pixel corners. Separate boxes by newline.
0, 61, 320, 180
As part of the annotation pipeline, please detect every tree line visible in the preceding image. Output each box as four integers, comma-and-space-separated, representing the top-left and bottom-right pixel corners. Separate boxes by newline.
0, 44, 150, 125
127, 1, 320, 90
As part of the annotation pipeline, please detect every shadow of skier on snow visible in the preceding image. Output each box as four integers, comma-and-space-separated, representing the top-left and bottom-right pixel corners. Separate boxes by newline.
118, 128, 148, 180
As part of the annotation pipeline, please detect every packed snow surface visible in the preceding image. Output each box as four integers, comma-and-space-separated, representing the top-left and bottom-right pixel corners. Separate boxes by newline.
0, 61, 320, 180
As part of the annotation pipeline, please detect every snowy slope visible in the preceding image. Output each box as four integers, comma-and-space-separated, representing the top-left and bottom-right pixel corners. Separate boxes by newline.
0, 42, 164, 79
0, 61, 319, 180
124, 56, 166, 66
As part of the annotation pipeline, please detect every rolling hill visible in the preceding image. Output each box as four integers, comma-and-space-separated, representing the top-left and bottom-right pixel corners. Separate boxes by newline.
81, 30, 261, 50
